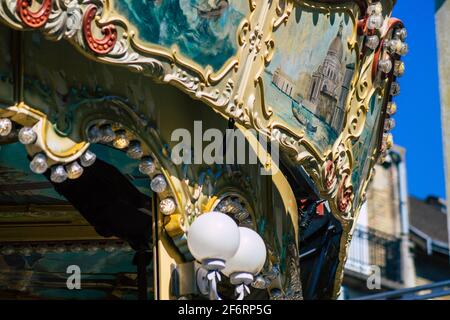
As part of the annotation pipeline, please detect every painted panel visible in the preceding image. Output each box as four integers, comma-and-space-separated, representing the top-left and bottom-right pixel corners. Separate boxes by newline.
263, 8, 356, 152
114, 0, 249, 70
0, 143, 151, 204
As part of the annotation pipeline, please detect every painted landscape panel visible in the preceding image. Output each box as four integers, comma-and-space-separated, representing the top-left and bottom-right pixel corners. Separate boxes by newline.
264, 9, 356, 152
115, 0, 249, 70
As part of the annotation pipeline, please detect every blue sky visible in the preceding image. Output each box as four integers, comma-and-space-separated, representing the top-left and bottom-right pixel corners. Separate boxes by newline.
391, 1, 446, 200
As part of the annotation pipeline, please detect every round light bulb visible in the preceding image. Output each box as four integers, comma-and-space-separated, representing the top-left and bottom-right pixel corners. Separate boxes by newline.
385, 39, 401, 53
378, 59, 392, 74
252, 275, 270, 289
395, 28, 407, 41
30, 153, 48, 174
367, 14, 383, 30
99, 124, 115, 143
80, 150, 96, 167
390, 82, 400, 96
50, 165, 68, 183
365, 35, 380, 50
139, 157, 156, 175
18, 127, 37, 145
159, 197, 177, 215
187, 211, 240, 264
87, 125, 102, 143
387, 102, 397, 115
222, 227, 267, 281
398, 43, 408, 56
112, 129, 129, 149
127, 140, 144, 160
367, 2, 382, 15
0, 118, 12, 137
66, 161, 84, 179
393, 60, 405, 77
384, 118, 396, 131
383, 133, 394, 150
151, 174, 167, 193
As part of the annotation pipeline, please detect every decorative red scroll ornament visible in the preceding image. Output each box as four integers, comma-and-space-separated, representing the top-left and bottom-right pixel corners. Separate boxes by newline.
371, 18, 404, 81
82, 5, 117, 55
324, 160, 337, 190
337, 175, 353, 213
16, 0, 52, 28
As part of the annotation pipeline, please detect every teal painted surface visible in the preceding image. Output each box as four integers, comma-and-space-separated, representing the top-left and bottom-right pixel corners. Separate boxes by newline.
114, 0, 247, 70
0, 143, 151, 204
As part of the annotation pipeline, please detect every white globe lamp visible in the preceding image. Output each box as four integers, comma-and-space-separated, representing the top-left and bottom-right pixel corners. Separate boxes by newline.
187, 211, 240, 300
222, 227, 267, 299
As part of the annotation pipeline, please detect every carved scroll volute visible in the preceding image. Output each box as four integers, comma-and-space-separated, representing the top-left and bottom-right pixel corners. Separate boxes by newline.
82, 4, 117, 55
337, 174, 353, 214
16, 0, 52, 28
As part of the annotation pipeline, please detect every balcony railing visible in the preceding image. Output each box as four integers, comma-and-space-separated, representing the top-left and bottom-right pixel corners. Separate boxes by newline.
346, 226, 402, 283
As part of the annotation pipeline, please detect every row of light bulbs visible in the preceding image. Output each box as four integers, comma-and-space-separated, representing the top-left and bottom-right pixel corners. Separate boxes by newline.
381, 25, 407, 156
0, 118, 178, 216
359, 2, 406, 159
87, 123, 178, 216
187, 211, 267, 300
363, 2, 407, 80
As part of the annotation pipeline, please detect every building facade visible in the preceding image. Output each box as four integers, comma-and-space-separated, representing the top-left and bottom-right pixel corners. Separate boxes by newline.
436, 0, 450, 252
342, 145, 449, 299
342, 147, 415, 298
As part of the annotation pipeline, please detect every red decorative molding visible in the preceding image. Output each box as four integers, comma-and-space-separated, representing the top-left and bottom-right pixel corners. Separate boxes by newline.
16, 0, 52, 28
324, 160, 336, 190
83, 5, 117, 55
337, 175, 352, 213
357, 16, 368, 36
371, 18, 404, 82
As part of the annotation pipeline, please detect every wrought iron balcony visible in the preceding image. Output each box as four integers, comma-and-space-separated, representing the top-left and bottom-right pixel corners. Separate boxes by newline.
346, 226, 402, 283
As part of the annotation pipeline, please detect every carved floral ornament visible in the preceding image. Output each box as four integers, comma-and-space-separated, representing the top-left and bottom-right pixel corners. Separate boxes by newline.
0, 0, 406, 299
0, 0, 404, 218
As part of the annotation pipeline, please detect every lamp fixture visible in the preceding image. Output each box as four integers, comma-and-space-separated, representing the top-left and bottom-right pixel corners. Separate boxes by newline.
187, 211, 267, 300
18, 127, 37, 145
80, 150, 96, 167
139, 157, 156, 175
127, 140, 144, 159
0, 118, 12, 137
50, 165, 68, 183
187, 212, 240, 300
30, 153, 48, 174
66, 161, 84, 179
151, 174, 167, 193
99, 124, 116, 143
222, 227, 267, 300
112, 129, 130, 149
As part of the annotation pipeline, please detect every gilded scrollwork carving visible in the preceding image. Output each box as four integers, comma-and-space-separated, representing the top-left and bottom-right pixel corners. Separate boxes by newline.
45, 0, 83, 40
0, 0, 404, 299
0, 0, 166, 77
